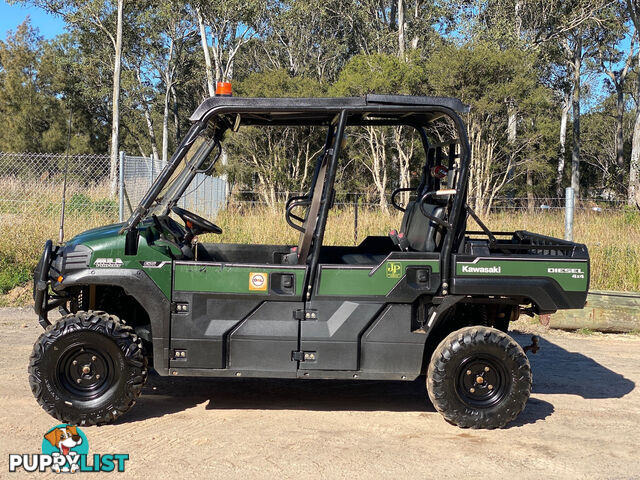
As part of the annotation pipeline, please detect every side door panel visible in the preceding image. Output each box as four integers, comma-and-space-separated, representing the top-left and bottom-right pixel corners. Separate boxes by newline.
301, 254, 441, 372
300, 300, 383, 371
170, 261, 305, 371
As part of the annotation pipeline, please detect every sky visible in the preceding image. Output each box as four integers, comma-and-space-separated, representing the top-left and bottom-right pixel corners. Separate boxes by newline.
0, 1, 65, 39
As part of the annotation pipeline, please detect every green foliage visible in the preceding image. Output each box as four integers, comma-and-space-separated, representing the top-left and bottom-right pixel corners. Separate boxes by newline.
64, 193, 116, 215
331, 53, 424, 96
0, 253, 31, 293
622, 206, 640, 226
237, 69, 325, 98
66, 193, 93, 213
576, 328, 597, 336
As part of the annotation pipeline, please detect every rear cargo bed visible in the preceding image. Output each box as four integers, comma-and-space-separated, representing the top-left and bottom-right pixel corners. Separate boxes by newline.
451, 231, 589, 313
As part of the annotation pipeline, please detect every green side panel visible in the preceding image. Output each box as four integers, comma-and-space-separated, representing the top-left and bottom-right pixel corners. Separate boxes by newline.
174, 264, 306, 295
69, 223, 174, 299
317, 259, 440, 297
141, 264, 172, 299
455, 259, 589, 292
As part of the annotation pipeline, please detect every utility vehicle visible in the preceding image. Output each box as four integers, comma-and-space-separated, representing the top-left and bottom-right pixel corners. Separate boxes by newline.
31, 93, 589, 428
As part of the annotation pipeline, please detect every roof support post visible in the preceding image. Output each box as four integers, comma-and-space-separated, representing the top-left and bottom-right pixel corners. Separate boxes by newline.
304, 110, 349, 300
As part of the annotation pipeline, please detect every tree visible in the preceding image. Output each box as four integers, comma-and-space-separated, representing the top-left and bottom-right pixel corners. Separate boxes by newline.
331, 53, 425, 210
17, 0, 128, 196
596, 5, 635, 196
135, 2, 196, 163
224, 69, 326, 206
246, 0, 359, 82
0, 20, 58, 152
624, 0, 640, 206
194, 0, 269, 85
425, 43, 551, 214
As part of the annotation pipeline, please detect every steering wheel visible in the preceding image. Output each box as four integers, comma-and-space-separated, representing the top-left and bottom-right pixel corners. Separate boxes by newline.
171, 206, 222, 235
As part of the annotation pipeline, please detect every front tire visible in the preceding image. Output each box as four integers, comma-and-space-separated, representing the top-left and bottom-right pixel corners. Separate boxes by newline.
427, 326, 531, 429
28, 310, 147, 425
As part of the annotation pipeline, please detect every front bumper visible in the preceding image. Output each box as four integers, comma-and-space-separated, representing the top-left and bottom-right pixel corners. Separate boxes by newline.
33, 240, 66, 328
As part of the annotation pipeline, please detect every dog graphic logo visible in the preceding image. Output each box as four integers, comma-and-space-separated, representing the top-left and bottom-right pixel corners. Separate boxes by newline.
9, 424, 129, 473
42, 425, 88, 473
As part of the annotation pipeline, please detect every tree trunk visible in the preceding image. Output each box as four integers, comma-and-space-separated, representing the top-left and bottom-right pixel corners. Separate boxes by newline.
171, 84, 180, 144
136, 69, 159, 160
514, 0, 523, 40
526, 168, 534, 212
393, 126, 414, 205
162, 84, 170, 164
630, 119, 640, 206
410, 0, 419, 49
161, 40, 174, 164
630, 62, 640, 206
109, 0, 124, 197
397, 0, 405, 57
615, 83, 625, 191
196, 7, 215, 97
557, 90, 570, 198
142, 104, 159, 160
570, 36, 582, 200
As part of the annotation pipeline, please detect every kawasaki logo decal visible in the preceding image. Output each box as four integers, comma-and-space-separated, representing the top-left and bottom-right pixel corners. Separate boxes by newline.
461, 265, 501, 274
455, 258, 589, 291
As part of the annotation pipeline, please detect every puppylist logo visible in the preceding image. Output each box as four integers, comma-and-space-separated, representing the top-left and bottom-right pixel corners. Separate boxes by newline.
9, 424, 129, 473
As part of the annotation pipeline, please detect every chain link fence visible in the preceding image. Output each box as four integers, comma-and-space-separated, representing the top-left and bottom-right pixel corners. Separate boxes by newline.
119, 153, 228, 221
0, 150, 630, 226
0, 151, 229, 223
118, 153, 166, 220
0, 151, 117, 218
226, 191, 627, 213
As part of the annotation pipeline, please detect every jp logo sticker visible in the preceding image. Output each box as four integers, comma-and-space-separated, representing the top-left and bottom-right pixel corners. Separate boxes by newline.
249, 272, 268, 291
386, 262, 402, 278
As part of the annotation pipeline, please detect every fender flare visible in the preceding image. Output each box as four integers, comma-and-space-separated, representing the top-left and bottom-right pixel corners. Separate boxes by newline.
62, 268, 171, 375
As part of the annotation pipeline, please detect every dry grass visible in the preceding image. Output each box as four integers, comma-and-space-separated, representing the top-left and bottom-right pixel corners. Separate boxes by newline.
0, 177, 115, 214
0, 204, 638, 305
213, 205, 640, 292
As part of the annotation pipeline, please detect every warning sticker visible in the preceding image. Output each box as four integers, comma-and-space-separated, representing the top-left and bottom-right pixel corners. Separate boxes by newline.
249, 272, 268, 291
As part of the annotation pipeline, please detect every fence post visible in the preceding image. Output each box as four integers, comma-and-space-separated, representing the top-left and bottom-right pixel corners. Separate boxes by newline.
118, 151, 125, 222
564, 187, 574, 241
150, 153, 154, 185
354, 194, 359, 245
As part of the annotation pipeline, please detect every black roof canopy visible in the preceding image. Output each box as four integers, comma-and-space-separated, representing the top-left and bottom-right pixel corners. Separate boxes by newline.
189, 94, 470, 125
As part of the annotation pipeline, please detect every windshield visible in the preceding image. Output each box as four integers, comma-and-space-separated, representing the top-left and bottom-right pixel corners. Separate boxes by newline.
147, 134, 221, 217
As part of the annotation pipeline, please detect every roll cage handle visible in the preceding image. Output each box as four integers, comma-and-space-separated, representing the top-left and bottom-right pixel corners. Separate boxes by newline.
285, 194, 311, 232
390, 187, 415, 212
418, 190, 456, 229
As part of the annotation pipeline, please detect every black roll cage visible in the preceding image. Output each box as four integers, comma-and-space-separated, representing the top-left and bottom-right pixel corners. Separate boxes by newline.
120, 95, 473, 296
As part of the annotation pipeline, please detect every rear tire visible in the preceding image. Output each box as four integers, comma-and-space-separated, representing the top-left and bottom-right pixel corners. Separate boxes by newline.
427, 326, 531, 429
28, 310, 147, 425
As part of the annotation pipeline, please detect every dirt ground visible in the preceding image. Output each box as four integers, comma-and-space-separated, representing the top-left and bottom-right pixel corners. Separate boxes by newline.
1, 307, 638, 479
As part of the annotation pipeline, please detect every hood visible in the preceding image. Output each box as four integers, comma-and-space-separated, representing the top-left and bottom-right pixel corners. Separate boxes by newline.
66, 223, 126, 248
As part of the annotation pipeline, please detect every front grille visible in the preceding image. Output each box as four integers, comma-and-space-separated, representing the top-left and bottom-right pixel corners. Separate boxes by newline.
63, 245, 91, 272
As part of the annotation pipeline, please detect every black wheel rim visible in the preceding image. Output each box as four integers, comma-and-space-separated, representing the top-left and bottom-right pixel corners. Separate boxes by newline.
56, 342, 117, 400
455, 355, 510, 408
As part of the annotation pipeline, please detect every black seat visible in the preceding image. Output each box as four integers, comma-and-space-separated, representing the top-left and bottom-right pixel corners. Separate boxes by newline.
341, 198, 445, 265
398, 200, 445, 252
